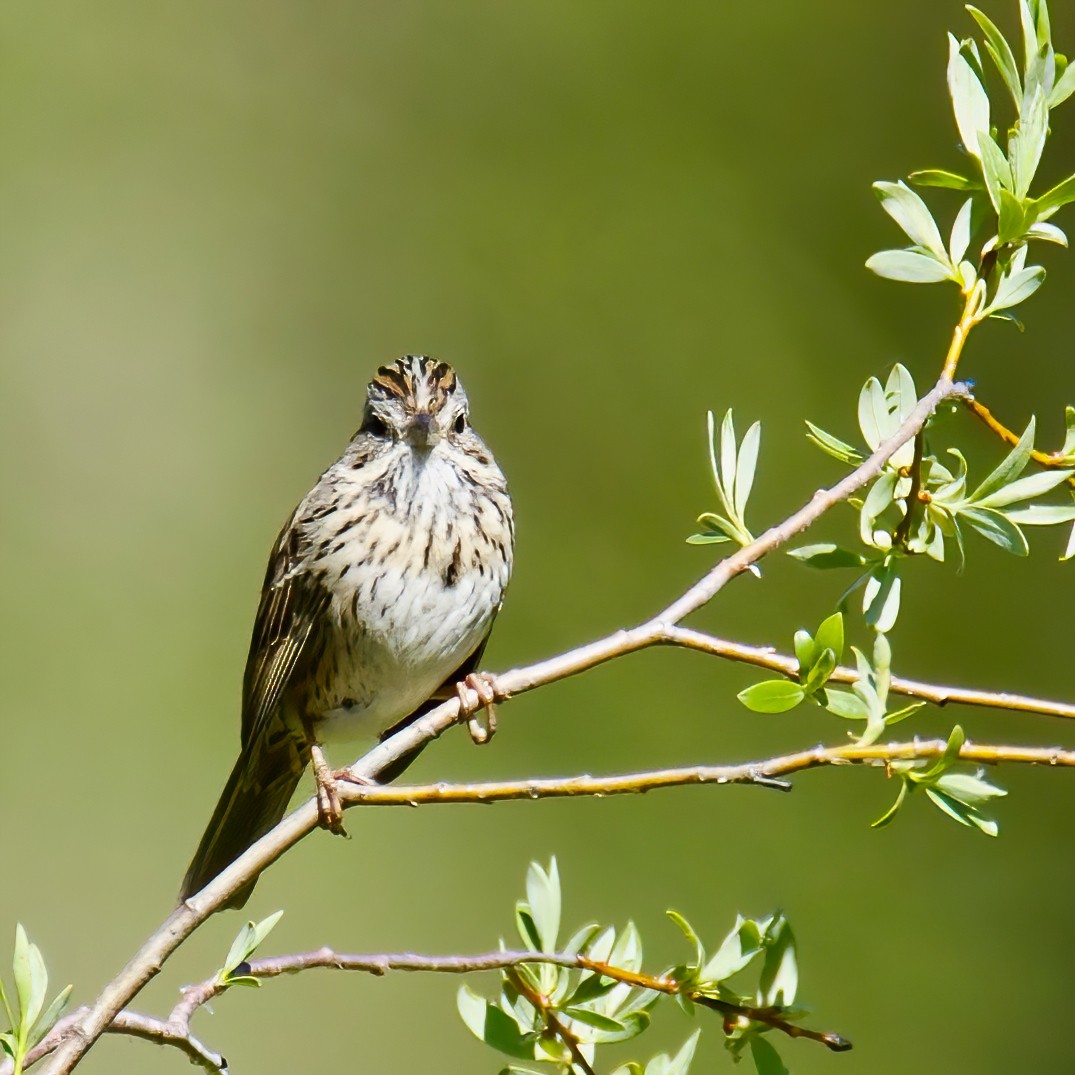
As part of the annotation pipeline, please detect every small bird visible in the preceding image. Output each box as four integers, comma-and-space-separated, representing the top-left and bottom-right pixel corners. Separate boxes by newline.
180, 356, 514, 908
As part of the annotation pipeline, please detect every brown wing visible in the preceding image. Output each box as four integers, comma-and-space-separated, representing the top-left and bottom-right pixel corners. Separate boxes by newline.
240, 510, 332, 749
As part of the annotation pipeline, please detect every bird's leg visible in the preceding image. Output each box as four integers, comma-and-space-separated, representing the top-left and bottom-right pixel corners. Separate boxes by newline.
456, 671, 504, 745
305, 734, 347, 836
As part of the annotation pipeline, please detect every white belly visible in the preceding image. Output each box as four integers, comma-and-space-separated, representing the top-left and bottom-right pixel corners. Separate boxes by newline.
311, 506, 509, 745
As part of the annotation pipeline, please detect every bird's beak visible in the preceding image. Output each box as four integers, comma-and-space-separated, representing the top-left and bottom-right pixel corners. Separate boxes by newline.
406, 410, 439, 450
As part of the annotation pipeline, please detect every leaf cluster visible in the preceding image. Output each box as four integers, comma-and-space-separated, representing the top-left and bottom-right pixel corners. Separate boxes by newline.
795, 365, 1075, 632
868, 1, 1075, 326
0, 927, 72, 1074
458, 862, 816, 1075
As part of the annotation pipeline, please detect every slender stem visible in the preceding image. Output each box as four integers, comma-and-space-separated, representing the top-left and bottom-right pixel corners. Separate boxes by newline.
13, 947, 853, 1072
662, 626, 1075, 720
962, 396, 1075, 481
941, 288, 980, 381
893, 430, 925, 547
508, 967, 596, 1075
330, 739, 1075, 811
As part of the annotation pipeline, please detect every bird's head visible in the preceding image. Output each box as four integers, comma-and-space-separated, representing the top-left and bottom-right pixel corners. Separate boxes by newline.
360, 355, 473, 452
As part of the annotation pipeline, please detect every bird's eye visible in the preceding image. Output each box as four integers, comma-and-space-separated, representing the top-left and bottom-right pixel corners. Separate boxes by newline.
453, 413, 467, 434
364, 414, 389, 438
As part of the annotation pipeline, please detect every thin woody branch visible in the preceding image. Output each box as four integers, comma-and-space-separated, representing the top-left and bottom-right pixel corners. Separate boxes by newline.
17, 948, 852, 1073
962, 395, 1075, 480
334, 739, 1075, 809
35, 374, 986, 1075
1, 1007, 226, 1075
661, 626, 1075, 720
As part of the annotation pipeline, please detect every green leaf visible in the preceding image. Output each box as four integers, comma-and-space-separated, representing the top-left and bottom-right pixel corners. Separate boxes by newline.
966, 6, 1022, 104
686, 532, 731, 545
863, 562, 901, 633
221, 924, 254, 980
666, 1030, 701, 1075
1050, 55, 1075, 105
948, 33, 990, 158
814, 612, 845, 663
823, 689, 870, 720
758, 917, 797, 1007
515, 909, 542, 952
787, 544, 867, 569
949, 197, 974, 264
30, 985, 72, 1045
908, 168, 979, 191
978, 130, 1013, 212
1025, 221, 1068, 245
1005, 503, 1075, 525
1034, 173, 1075, 218
884, 701, 926, 726
247, 910, 283, 956
457, 986, 536, 1060
13, 925, 47, 1032
990, 262, 1046, 310
700, 917, 763, 983
792, 629, 815, 671
562, 1007, 627, 1034
865, 249, 952, 283
923, 787, 999, 836
562, 923, 602, 958
737, 680, 805, 714
1011, 86, 1048, 199
859, 473, 898, 551
961, 507, 1029, 555
969, 419, 1035, 501
666, 912, 705, 973
803, 422, 863, 464
935, 771, 1007, 808
804, 649, 837, 695
873, 181, 948, 260
734, 422, 761, 518
749, 1036, 790, 1075
525, 859, 561, 951
871, 777, 909, 828
976, 468, 1073, 507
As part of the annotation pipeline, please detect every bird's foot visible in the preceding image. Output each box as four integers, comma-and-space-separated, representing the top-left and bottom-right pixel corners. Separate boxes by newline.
309, 744, 347, 836
456, 671, 505, 745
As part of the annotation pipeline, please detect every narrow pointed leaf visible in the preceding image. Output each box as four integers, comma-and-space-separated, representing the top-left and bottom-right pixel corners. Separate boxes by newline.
961, 507, 1029, 554
948, 34, 990, 158
866, 250, 952, 283
967, 6, 1022, 103
873, 181, 948, 258
908, 168, 979, 191
969, 419, 1035, 501
734, 421, 761, 517
976, 468, 1073, 507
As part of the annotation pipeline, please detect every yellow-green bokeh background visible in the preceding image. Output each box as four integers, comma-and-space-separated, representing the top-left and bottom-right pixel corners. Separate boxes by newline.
2, 2, 1073, 1071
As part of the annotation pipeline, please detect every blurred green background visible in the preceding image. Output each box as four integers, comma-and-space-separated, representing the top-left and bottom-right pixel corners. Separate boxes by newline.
2, 0, 1073, 1071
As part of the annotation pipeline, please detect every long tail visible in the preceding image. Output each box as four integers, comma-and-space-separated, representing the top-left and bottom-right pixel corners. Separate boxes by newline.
180, 729, 308, 910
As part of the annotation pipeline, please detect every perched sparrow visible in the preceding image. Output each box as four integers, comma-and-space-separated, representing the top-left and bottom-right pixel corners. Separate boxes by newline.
180, 356, 514, 908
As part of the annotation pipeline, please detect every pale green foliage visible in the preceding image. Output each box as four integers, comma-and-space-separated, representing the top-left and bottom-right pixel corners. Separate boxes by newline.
217, 910, 284, 987
797, 364, 1075, 634
0, 927, 72, 1073
873, 726, 1007, 835
869, 0, 1075, 324
459, 862, 812, 1074
688, 409, 760, 549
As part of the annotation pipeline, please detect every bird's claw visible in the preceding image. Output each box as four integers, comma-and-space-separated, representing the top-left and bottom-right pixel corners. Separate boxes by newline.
456, 672, 503, 745
309, 744, 348, 835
